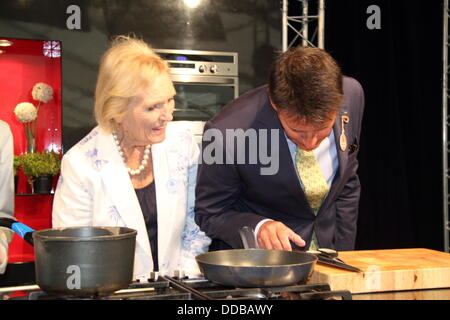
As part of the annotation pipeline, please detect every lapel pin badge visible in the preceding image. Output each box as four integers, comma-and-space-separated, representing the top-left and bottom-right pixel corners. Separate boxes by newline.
339, 114, 350, 151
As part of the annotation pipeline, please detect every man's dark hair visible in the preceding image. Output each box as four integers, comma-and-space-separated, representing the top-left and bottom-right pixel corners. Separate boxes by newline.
268, 46, 343, 123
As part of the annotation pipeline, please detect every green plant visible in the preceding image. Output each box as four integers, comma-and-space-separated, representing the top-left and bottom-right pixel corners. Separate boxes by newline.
20, 151, 61, 184
13, 155, 21, 176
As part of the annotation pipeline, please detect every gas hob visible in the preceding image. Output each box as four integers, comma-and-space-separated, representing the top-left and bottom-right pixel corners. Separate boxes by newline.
0, 276, 352, 300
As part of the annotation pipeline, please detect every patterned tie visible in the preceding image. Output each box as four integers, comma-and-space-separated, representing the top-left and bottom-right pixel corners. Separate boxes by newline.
296, 149, 329, 250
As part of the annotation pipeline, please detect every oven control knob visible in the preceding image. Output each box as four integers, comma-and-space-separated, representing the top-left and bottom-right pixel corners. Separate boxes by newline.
210, 65, 219, 74
198, 65, 206, 73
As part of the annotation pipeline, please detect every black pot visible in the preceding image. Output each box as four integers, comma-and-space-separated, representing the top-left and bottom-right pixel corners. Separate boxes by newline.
33, 174, 53, 194
0, 217, 137, 297
33, 227, 137, 297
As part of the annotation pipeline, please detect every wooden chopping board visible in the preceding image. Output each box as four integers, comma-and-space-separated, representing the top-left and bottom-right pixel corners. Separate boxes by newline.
307, 248, 450, 294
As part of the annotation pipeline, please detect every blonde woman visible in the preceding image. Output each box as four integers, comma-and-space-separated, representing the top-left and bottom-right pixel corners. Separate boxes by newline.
52, 36, 211, 281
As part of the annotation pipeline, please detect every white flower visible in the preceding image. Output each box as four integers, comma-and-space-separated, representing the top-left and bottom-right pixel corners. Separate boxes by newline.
14, 102, 37, 123
32, 82, 53, 103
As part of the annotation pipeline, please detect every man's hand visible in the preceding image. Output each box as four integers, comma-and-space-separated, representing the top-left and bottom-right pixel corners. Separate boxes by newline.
257, 221, 306, 251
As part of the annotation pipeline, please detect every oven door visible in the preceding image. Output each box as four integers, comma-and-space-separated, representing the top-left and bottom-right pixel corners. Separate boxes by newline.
171, 75, 238, 121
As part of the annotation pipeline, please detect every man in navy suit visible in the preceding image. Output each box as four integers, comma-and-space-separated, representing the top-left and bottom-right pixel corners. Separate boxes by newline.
195, 46, 365, 251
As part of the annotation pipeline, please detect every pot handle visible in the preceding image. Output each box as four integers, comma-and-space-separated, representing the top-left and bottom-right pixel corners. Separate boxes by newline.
239, 226, 259, 249
0, 217, 35, 246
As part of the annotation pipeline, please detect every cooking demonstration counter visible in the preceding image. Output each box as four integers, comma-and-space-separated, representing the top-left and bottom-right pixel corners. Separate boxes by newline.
308, 248, 450, 297
2, 248, 450, 300
352, 287, 450, 300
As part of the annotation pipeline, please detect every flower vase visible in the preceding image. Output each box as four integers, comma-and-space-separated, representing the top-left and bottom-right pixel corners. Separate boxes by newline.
25, 121, 35, 154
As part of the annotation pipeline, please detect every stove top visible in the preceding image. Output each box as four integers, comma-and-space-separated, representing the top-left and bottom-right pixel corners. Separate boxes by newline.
0, 276, 352, 300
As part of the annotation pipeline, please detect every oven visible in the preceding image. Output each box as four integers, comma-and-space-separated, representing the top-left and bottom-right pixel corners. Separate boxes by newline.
154, 49, 239, 142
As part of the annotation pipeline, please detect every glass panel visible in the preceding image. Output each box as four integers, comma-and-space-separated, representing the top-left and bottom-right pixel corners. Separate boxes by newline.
174, 84, 235, 121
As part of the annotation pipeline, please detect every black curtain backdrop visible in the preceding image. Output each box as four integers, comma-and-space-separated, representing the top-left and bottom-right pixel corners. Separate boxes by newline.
318, 0, 443, 250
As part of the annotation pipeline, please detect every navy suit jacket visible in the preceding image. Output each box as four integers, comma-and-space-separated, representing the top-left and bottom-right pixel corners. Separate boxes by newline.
195, 77, 365, 251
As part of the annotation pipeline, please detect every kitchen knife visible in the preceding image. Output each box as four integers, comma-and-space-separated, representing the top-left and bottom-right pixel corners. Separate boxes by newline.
315, 255, 363, 272
306, 249, 363, 272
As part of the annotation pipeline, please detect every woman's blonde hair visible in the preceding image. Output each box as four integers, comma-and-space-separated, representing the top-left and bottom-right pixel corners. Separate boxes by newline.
94, 35, 169, 133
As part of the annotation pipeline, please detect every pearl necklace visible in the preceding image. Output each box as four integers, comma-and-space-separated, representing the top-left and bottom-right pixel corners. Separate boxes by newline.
112, 132, 151, 176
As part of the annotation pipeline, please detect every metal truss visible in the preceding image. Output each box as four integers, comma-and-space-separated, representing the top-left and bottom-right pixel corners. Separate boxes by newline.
281, 0, 325, 51
443, 0, 449, 252
282, 0, 449, 252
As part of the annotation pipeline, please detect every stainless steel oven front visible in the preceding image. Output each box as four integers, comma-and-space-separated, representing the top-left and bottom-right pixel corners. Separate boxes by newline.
154, 49, 239, 142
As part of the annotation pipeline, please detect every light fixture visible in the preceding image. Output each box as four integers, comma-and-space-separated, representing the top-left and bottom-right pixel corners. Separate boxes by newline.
0, 50, 4, 54
184, 0, 202, 9
43, 41, 61, 58
0, 39, 13, 47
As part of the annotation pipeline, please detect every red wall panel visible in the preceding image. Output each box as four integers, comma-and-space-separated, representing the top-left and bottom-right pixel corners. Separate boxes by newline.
0, 38, 61, 263
0, 38, 62, 155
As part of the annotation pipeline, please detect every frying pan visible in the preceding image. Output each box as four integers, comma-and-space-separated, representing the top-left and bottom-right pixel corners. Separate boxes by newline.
0, 217, 137, 297
195, 227, 317, 287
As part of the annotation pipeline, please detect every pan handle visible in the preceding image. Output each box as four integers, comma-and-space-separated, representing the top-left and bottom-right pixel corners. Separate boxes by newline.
238, 226, 259, 249
0, 217, 35, 246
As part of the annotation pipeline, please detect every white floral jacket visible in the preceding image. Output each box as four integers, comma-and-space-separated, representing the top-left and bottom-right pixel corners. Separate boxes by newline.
52, 121, 211, 280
